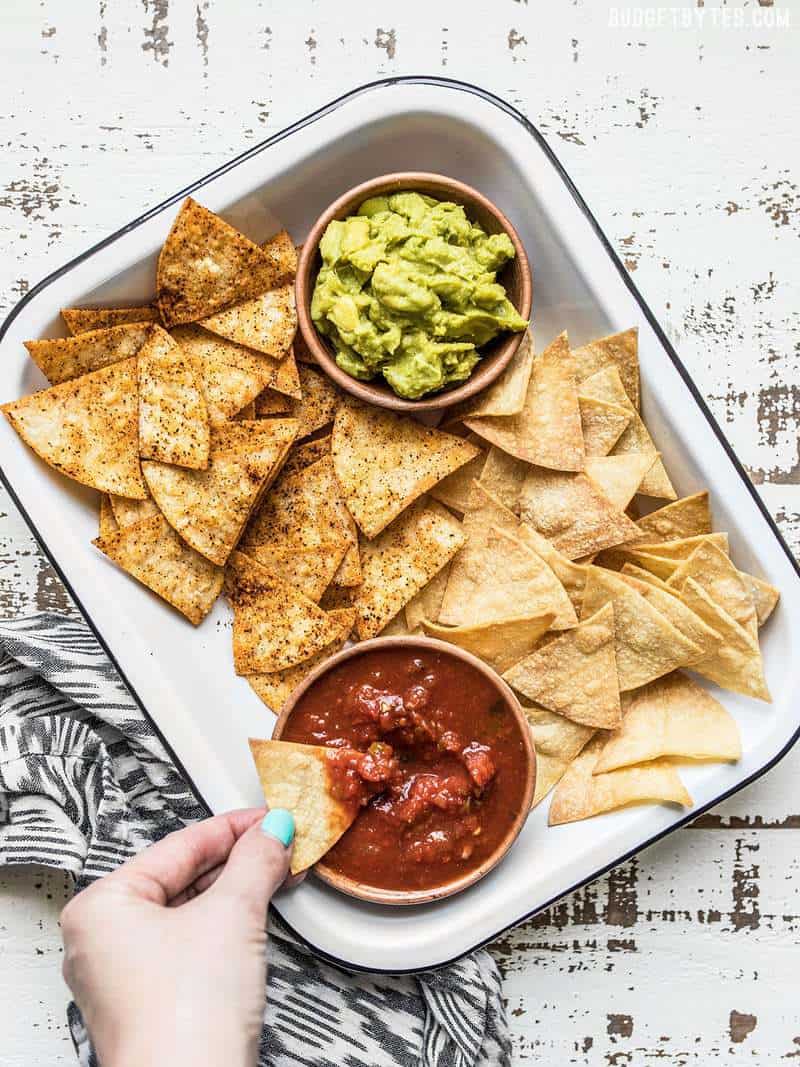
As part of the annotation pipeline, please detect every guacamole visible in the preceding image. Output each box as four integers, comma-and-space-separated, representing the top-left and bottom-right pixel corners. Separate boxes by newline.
310, 191, 528, 399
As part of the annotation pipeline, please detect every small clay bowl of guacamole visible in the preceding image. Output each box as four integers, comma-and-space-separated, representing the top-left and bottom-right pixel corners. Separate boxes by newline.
296, 173, 532, 413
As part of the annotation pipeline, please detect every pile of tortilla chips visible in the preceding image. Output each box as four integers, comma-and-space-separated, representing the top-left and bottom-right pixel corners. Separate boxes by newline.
4, 196, 780, 845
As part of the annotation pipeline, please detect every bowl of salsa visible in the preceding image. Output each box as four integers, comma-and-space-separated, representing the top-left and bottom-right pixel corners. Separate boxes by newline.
272, 636, 536, 905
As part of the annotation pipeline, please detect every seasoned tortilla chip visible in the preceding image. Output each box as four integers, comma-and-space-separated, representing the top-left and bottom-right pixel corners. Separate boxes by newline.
352, 500, 465, 640
94, 513, 223, 625
261, 229, 298, 277
245, 541, 347, 603
579, 396, 632, 457
478, 446, 527, 514
446, 330, 535, 421
62, 305, 158, 335
549, 733, 691, 826
286, 365, 341, 441
25, 323, 152, 384
247, 609, 355, 713
584, 453, 657, 511
332, 398, 479, 538
634, 491, 712, 542
157, 197, 286, 327
254, 388, 294, 417
143, 420, 297, 565
236, 401, 257, 420
405, 563, 452, 632
2, 357, 147, 498
137, 325, 210, 468
615, 570, 721, 662
423, 613, 554, 674
519, 467, 640, 560
98, 494, 119, 539
667, 540, 756, 637
593, 673, 741, 774
572, 327, 640, 409
279, 435, 331, 480
293, 329, 317, 364
226, 551, 350, 673
581, 566, 702, 691
109, 492, 159, 528
200, 284, 296, 359
248, 738, 360, 873
504, 604, 621, 728
465, 332, 585, 472
429, 443, 487, 513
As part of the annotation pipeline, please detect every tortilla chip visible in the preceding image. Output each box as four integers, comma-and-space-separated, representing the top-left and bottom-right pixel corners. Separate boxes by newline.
261, 229, 298, 277
24, 323, 153, 384
98, 494, 119, 539
244, 541, 347, 603
593, 673, 741, 774
615, 570, 721, 662
519, 467, 640, 560
254, 388, 294, 417
279, 435, 331, 480
61, 305, 159, 335
579, 396, 632, 457
332, 398, 479, 538
293, 329, 317, 364
635, 491, 712, 542
157, 197, 286, 327
248, 738, 360, 873
522, 699, 595, 807
109, 492, 159, 528
581, 566, 702, 690
749, 575, 780, 627
2, 357, 147, 499
572, 327, 640, 409
504, 604, 621, 728
584, 453, 657, 511
380, 612, 414, 636
143, 420, 297, 565
465, 332, 585, 472
518, 522, 588, 613
667, 540, 756, 636
423, 613, 554, 674
446, 330, 535, 421
247, 609, 355, 713
200, 284, 296, 359
352, 500, 465, 640
629, 533, 729, 561
94, 513, 223, 625
286, 365, 341, 441
429, 444, 487, 513
478, 446, 527, 514
548, 733, 691, 826
405, 563, 452, 631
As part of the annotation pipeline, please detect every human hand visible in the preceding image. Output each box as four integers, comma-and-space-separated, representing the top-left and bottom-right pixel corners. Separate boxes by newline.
61, 807, 296, 1067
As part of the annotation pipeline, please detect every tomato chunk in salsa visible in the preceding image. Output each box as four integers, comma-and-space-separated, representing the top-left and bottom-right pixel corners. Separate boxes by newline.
283, 647, 529, 892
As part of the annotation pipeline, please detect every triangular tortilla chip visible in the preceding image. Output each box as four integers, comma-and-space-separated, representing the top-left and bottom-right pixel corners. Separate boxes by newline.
504, 604, 621, 728
478, 446, 527, 514
629, 533, 729, 560
380, 612, 414, 636
157, 197, 285, 326
615, 570, 721, 662
517, 522, 588, 614
260, 229, 298, 277
143, 420, 297, 565
749, 575, 779, 627
226, 551, 350, 673
285, 365, 341, 441
524, 701, 596, 807
423, 613, 554, 674
446, 331, 535, 421
405, 563, 452, 632
548, 732, 691, 825
247, 608, 355, 713
236, 401, 257, 420
593, 673, 741, 774
94, 513, 223, 625
584, 453, 657, 511
667, 540, 757, 637
635, 491, 712, 542
465, 332, 585, 471
519, 467, 640, 560
579, 396, 632, 457
137, 325, 210, 468
581, 566, 702, 690
200, 284, 296, 358
244, 541, 347, 603
109, 492, 159, 528
62, 305, 158, 335
279, 435, 331, 480
293, 328, 317, 364
353, 500, 465, 640
572, 327, 640, 409
249, 738, 361, 873
332, 398, 479, 538
25, 323, 153, 384
98, 494, 119, 539
254, 388, 293, 417
3, 357, 147, 498
429, 442, 487, 513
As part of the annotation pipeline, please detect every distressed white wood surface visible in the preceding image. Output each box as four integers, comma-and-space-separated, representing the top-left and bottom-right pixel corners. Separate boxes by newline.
1, 2, 798, 1063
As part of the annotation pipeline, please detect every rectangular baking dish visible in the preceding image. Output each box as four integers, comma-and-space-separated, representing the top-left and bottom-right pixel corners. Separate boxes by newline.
2, 77, 798, 973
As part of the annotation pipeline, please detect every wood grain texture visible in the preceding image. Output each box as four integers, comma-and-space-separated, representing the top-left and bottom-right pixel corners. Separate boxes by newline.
0, 1, 797, 1063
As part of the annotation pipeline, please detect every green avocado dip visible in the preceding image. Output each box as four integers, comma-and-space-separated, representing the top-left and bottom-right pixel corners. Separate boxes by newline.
310, 191, 528, 399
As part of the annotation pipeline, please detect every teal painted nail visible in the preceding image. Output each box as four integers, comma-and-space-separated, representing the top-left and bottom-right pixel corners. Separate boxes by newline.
261, 808, 294, 847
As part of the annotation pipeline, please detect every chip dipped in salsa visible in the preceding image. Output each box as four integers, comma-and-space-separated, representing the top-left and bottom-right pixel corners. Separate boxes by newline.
281, 645, 531, 893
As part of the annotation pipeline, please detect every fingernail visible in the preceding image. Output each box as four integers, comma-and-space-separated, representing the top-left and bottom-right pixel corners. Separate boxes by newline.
261, 808, 294, 847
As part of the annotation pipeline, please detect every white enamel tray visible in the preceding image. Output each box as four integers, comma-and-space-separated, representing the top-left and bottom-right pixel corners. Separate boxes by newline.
2, 77, 798, 973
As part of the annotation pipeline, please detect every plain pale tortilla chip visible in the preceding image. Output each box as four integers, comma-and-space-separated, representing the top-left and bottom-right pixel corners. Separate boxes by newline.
380, 612, 414, 636
519, 467, 640, 560
523, 701, 596, 806
517, 522, 588, 614
447, 330, 535, 421
25, 323, 152, 384
478, 446, 527, 514
286, 365, 341, 441
352, 500, 465, 640
279, 435, 331, 480
200, 284, 296, 359
572, 327, 640, 409
2, 357, 147, 498
109, 492, 159, 528
405, 562, 452, 632
62, 306, 158, 335
137, 325, 210, 468
749, 575, 780, 627
254, 388, 294, 417
548, 733, 691, 826
629, 533, 729, 560
615, 570, 721, 662
584, 453, 656, 511
678, 578, 770, 702
226, 551, 350, 673
423, 613, 554, 674
98, 494, 119, 539
465, 332, 585, 472
245, 541, 347, 603
144, 420, 297, 565
667, 540, 757, 637
579, 396, 632, 457
593, 672, 741, 774
94, 513, 223, 625
332, 398, 479, 538
429, 443, 487, 514
504, 604, 621, 729
635, 491, 712, 542
248, 738, 360, 874
157, 198, 286, 327
581, 566, 702, 691
247, 609, 355, 713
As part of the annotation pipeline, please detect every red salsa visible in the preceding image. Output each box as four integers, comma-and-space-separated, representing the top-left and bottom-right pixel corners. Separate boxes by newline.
283, 647, 529, 892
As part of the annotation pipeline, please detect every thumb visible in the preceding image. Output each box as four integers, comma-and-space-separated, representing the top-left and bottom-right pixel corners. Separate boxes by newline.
209, 808, 294, 919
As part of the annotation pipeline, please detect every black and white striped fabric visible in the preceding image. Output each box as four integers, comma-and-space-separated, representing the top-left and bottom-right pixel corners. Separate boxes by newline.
0, 611, 511, 1067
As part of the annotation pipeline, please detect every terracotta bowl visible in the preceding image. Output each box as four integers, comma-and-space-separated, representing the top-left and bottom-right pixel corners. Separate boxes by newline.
272, 636, 536, 906
295, 172, 533, 414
